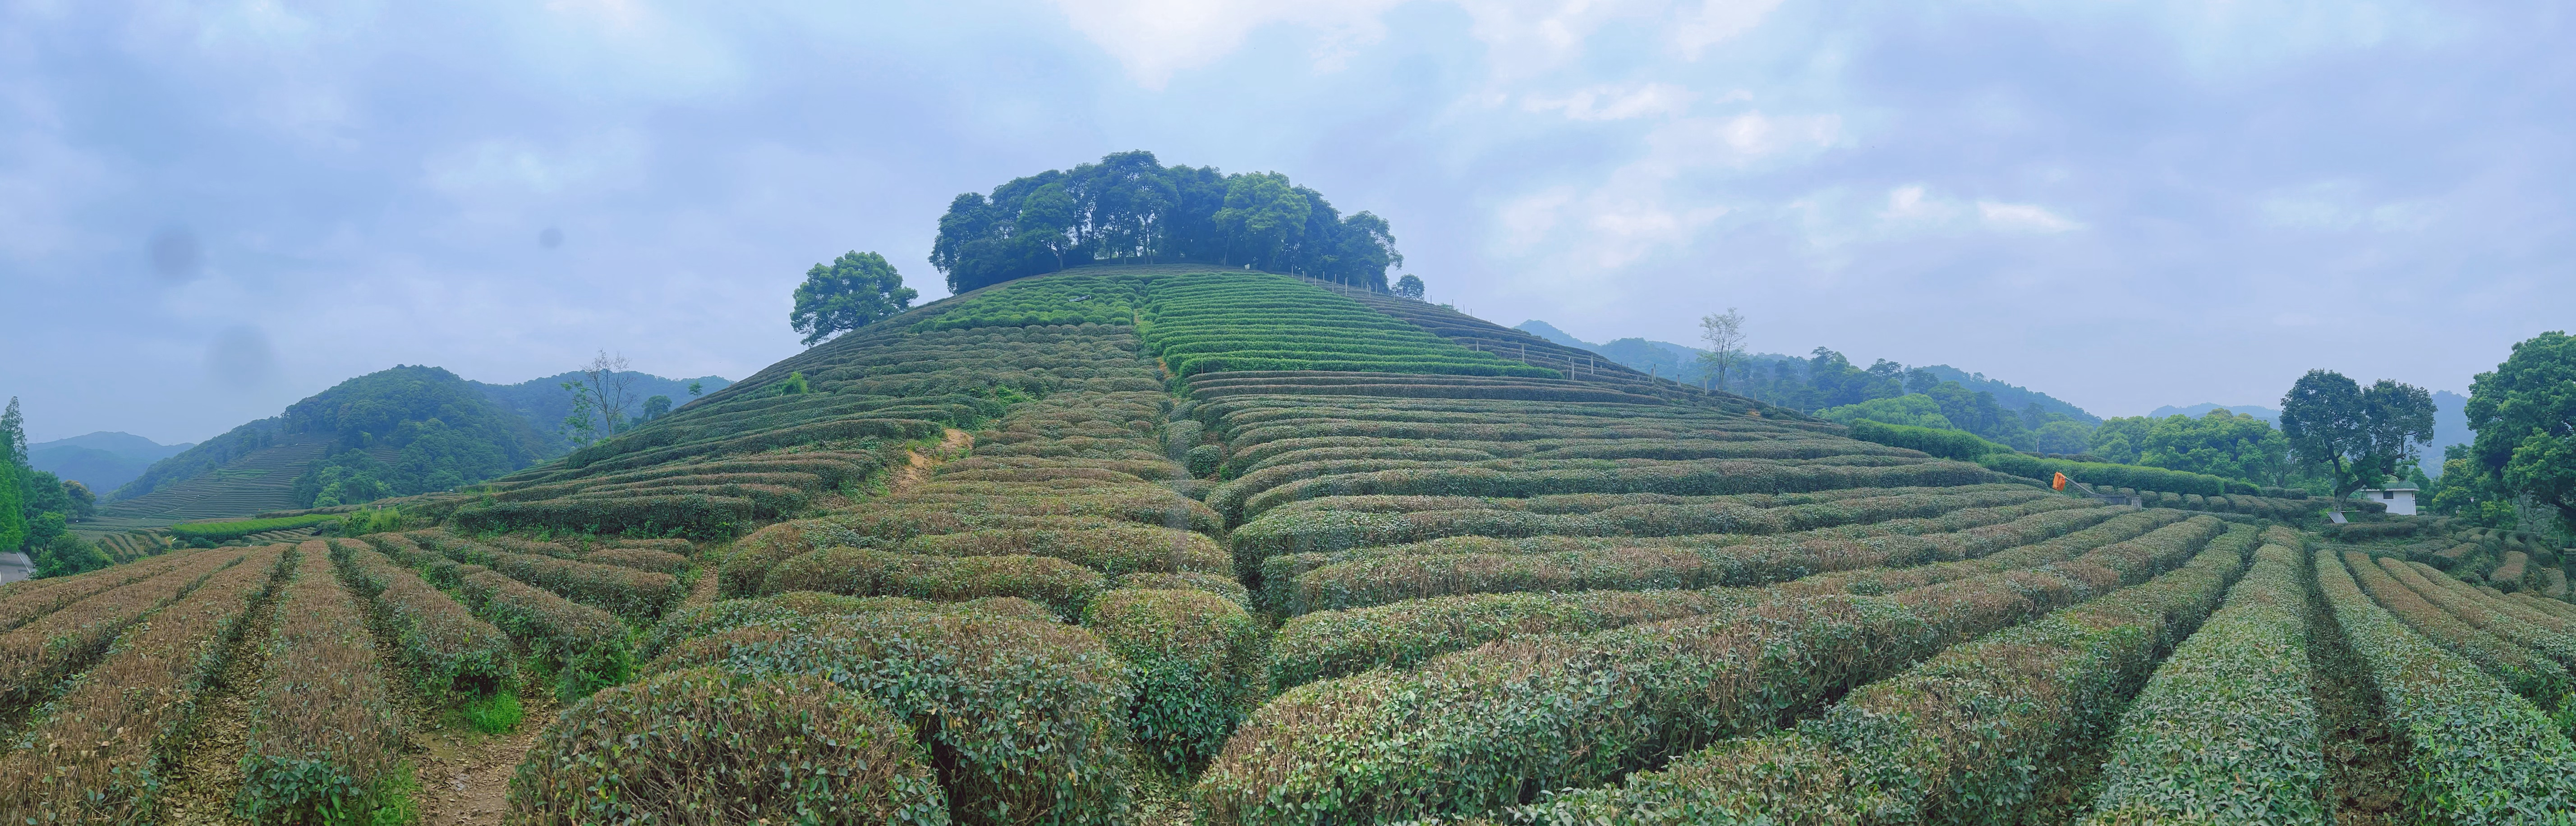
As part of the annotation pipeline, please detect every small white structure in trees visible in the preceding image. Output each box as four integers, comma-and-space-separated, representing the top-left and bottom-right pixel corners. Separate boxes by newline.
2358, 483, 2420, 516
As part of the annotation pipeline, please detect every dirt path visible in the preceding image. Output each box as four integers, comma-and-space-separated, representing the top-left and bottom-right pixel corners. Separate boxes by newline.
412, 696, 556, 826
156, 583, 284, 825
889, 427, 973, 493
2303, 547, 2416, 825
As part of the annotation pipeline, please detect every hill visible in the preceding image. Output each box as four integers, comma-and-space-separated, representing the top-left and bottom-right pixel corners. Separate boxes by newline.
27, 432, 193, 493
1516, 319, 2098, 423
97, 366, 552, 528
9, 263, 2564, 823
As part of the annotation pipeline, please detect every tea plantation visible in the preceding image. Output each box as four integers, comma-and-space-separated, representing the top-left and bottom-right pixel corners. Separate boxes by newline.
5, 263, 2574, 824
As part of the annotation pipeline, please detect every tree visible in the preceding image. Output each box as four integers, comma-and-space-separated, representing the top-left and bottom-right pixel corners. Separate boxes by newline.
2462, 330, 2576, 531
688, 381, 704, 398
790, 251, 918, 346
1394, 274, 1425, 300
930, 153, 1404, 293
2281, 369, 2436, 500
0, 398, 25, 551
1696, 309, 1747, 393
2139, 410, 2292, 486
642, 395, 673, 422
1215, 172, 1310, 269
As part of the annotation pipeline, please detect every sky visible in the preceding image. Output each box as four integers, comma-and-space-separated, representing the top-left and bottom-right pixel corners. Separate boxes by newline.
4, 0, 2570, 444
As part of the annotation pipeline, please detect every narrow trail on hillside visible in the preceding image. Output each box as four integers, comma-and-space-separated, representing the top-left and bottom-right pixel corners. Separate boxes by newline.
890, 427, 975, 493
2303, 550, 2416, 826
156, 583, 284, 825
414, 693, 556, 826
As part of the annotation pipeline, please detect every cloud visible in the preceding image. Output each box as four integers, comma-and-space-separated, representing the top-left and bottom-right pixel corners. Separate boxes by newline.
1044, 0, 1402, 88
1976, 201, 2083, 234
1523, 83, 1699, 121
2258, 181, 2433, 232
1050, 0, 1787, 87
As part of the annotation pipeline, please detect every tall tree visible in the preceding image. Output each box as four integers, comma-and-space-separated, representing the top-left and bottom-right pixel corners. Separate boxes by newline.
2462, 330, 2576, 531
1696, 309, 1747, 392
0, 399, 27, 552
1394, 274, 1425, 300
2280, 369, 2436, 500
791, 251, 919, 346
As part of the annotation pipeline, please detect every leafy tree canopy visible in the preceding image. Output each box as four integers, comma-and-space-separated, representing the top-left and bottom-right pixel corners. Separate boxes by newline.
2280, 368, 2435, 500
931, 151, 1403, 294
1816, 394, 1955, 431
2463, 330, 2576, 531
790, 251, 917, 346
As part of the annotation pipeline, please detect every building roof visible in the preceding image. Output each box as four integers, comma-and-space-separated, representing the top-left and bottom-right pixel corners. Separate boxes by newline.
2360, 484, 2420, 492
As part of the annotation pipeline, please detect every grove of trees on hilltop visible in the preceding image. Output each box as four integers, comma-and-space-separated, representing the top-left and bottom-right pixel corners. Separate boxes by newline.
931, 151, 1404, 294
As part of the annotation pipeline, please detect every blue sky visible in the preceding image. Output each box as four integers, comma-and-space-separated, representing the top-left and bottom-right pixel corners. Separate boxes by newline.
4, 0, 2568, 443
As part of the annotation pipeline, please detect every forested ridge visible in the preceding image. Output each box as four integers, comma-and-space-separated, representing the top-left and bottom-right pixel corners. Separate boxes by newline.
932, 151, 1404, 294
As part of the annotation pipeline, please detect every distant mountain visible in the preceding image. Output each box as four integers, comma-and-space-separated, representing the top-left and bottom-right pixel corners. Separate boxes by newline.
472, 371, 732, 453
2146, 403, 2281, 423
1513, 320, 2098, 423
28, 432, 193, 492
110, 365, 551, 507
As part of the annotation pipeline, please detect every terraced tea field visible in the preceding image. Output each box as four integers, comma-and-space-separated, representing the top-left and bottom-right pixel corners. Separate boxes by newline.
85, 435, 334, 531
5, 264, 2571, 823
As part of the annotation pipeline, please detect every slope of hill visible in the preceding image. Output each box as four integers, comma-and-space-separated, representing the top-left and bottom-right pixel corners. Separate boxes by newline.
27, 432, 193, 492
2149, 402, 2282, 422
100, 366, 552, 528
13, 263, 2564, 822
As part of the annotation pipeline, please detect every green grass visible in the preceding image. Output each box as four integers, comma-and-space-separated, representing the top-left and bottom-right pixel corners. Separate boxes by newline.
450, 690, 524, 733
167, 513, 338, 541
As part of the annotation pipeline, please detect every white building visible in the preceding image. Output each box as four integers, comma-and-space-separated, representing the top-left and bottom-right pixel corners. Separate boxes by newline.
2359, 483, 2420, 516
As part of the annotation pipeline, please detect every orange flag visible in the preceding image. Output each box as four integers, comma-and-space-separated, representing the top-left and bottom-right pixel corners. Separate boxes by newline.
2052, 472, 2069, 491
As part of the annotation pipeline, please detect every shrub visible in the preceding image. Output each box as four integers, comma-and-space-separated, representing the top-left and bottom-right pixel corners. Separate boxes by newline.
2378, 556, 2576, 669
900, 523, 1232, 577
2341, 550, 2571, 704
1197, 519, 2236, 826
1115, 571, 1252, 610
579, 546, 692, 575
1224, 458, 2003, 524
649, 612, 1134, 826
1186, 444, 1224, 477
1082, 588, 1261, 771
1842, 419, 2010, 460
641, 591, 1053, 660
507, 668, 949, 826
456, 566, 634, 700
450, 494, 763, 541
333, 542, 515, 702
237, 548, 408, 825
0, 546, 286, 821
1268, 588, 1753, 691
460, 546, 683, 621
1503, 535, 2243, 825
167, 513, 337, 541
2082, 539, 2323, 824
2496, 551, 2532, 589
1976, 452, 2235, 496
2313, 547, 2576, 822
0, 550, 205, 633
759, 548, 1107, 620
0, 548, 247, 710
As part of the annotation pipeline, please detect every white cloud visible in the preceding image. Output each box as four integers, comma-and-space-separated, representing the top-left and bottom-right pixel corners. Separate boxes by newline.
2259, 181, 2433, 232
1044, 0, 1402, 88
423, 131, 649, 201
1976, 201, 2084, 234
1523, 83, 1700, 120
1049, 0, 1785, 87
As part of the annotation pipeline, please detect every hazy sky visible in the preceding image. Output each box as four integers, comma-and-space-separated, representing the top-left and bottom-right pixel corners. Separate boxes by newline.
5, 0, 2569, 443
